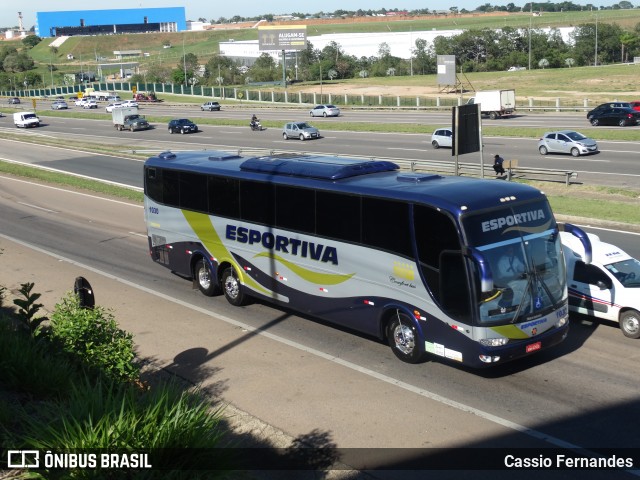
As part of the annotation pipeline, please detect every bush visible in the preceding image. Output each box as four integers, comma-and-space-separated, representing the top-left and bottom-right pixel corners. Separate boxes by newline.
18, 376, 230, 479
50, 293, 140, 383
0, 319, 74, 398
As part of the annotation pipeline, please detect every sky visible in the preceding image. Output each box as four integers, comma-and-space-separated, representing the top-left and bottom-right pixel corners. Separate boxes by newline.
0, 0, 621, 30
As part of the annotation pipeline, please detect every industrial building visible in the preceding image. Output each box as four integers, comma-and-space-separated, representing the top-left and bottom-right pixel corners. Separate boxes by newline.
35, 7, 186, 38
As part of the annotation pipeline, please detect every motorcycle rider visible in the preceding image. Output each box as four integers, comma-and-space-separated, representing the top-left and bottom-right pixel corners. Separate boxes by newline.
250, 114, 259, 130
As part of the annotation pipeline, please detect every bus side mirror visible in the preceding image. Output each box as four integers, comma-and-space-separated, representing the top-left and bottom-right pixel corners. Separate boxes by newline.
559, 223, 592, 264
466, 247, 494, 293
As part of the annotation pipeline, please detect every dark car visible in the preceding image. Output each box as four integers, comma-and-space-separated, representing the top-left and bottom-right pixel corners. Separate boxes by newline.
589, 107, 640, 127
168, 118, 198, 134
586, 102, 631, 120
8, 97, 20, 104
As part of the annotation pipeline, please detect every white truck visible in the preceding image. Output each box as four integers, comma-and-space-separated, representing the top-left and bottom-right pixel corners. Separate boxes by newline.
13, 111, 40, 128
467, 89, 516, 119
112, 107, 150, 131
561, 231, 640, 338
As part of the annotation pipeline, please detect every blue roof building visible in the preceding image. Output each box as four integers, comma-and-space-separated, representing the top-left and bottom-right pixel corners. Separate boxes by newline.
36, 7, 187, 37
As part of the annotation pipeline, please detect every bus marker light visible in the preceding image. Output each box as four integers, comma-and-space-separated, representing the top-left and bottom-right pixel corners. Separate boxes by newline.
413, 310, 421, 319
244, 266, 251, 271
319, 287, 328, 293
364, 300, 375, 306
186, 250, 192, 255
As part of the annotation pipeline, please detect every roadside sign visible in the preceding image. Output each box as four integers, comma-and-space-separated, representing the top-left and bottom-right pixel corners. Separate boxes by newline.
32, 98, 36, 109
132, 86, 137, 94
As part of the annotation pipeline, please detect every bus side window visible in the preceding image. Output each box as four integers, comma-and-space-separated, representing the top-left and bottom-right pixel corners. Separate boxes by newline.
413, 205, 468, 318
208, 176, 239, 218
145, 167, 163, 203
276, 185, 315, 233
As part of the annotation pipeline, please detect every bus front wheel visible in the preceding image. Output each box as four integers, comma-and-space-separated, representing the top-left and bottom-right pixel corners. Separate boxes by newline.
195, 259, 220, 297
222, 267, 247, 306
387, 313, 423, 364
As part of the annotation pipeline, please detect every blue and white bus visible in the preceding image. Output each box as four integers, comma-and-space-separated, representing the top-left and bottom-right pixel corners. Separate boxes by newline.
143, 150, 590, 368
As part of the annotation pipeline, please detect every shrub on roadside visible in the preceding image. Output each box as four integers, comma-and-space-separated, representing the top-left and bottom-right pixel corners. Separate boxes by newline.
49, 293, 140, 383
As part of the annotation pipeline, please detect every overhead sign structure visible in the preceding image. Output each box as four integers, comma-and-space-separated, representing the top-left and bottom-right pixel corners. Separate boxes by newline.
258, 25, 307, 51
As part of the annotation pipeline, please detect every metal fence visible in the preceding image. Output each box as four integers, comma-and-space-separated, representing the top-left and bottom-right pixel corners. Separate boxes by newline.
0, 82, 623, 112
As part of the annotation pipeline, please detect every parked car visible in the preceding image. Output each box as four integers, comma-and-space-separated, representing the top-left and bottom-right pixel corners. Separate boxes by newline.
431, 127, 453, 149
107, 95, 122, 103
309, 104, 340, 117
586, 102, 631, 120
105, 102, 123, 113
168, 118, 198, 134
538, 130, 598, 157
8, 97, 20, 104
51, 100, 68, 110
120, 100, 138, 108
282, 122, 320, 140
589, 107, 640, 127
201, 101, 221, 111
82, 100, 98, 109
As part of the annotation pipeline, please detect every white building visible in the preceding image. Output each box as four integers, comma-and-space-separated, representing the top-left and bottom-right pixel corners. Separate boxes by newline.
219, 27, 575, 64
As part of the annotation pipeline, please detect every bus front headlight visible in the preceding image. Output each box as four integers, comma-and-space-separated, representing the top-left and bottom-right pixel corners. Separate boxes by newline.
555, 315, 568, 328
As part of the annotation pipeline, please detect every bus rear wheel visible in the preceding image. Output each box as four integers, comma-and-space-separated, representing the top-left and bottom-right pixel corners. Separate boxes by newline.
387, 312, 423, 364
222, 267, 247, 306
195, 259, 220, 297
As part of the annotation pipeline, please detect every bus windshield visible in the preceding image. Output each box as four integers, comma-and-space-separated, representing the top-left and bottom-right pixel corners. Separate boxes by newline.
463, 201, 566, 325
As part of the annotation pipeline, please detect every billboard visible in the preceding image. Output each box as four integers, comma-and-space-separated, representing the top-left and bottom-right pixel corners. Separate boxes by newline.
437, 55, 456, 85
258, 25, 307, 51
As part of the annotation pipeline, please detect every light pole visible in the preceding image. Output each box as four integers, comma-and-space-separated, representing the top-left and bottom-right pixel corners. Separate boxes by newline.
594, 14, 598, 67
182, 36, 187, 86
528, 15, 532, 71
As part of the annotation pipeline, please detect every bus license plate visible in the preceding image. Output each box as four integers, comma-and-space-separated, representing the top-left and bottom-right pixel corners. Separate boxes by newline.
526, 341, 541, 353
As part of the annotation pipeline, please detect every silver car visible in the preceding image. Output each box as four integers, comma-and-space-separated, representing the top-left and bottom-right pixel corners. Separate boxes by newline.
431, 128, 453, 149
51, 100, 68, 110
282, 122, 320, 141
309, 104, 340, 117
538, 130, 598, 157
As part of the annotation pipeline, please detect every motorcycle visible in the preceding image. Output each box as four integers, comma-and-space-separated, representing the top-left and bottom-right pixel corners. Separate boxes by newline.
250, 120, 263, 131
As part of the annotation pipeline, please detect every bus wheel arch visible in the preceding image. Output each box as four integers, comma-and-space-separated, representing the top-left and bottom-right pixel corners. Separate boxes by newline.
384, 309, 425, 364
221, 265, 248, 306
193, 256, 221, 297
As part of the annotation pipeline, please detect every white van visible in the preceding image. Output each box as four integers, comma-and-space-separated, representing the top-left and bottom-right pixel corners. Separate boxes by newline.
561, 231, 640, 338
13, 111, 40, 128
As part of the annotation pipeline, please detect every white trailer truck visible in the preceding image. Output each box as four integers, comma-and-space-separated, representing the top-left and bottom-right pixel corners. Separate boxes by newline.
467, 89, 516, 119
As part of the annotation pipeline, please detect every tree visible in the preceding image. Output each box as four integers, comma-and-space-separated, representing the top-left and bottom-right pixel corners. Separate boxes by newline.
3, 53, 35, 73
22, 35, 41, 49
538, 58, 549, 68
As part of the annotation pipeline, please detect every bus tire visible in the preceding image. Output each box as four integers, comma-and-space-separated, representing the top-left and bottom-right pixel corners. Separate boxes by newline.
387, 312, 423, 364
195, 259, 221, 297
620, 309, 640, 339
222, 267, 247, 306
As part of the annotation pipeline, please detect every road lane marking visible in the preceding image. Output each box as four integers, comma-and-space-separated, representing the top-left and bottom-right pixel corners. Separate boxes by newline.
17, 202, 58, 213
